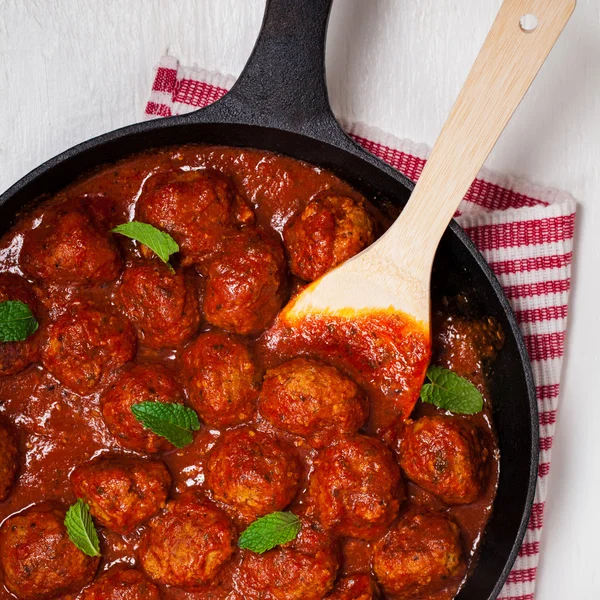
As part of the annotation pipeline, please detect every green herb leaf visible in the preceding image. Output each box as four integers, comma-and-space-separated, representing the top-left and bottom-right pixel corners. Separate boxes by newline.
131, 401, 200, 448
0, 300, 39, 342
64, 499, 101, 557
420, 366, 483, 415
111, 221, 179, 270
238, 511, 301, 554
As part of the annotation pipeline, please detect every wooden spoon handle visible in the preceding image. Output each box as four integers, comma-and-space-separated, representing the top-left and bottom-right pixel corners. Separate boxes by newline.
387, 0, 575, 267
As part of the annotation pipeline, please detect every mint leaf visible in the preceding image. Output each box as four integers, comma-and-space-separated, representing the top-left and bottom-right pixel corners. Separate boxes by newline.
238, 512, 301, 554
64, 499, 101, 557
420, 366, 483, 414
111, 221, 179, 270
0, 300, 38, 342
131, 401, 200, 448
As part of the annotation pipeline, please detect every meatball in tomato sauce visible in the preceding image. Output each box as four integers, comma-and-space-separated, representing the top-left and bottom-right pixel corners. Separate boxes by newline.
0, 421, 19, 501
203, 229, 286, 335
373, 511, 464, 599
283, 195, 374, 281
433, 313, 504, 387
116, 261, 200, 349
236, 517, 338, 600
182, 332, 259, 428
137, 170, 254, 270
81, 567, 160, 600
42, 305, 136, 395
0, 274, 44, 377
20, 202, 122, 286
0, 504, 99, 599
139, 491, 236, 588
327, 574, 379, 599
206, 427, 302, 523
71, 456, 171, 534
308, 435, 402, 540
102, 364, 186, 454
397, 415, 489, 505
259, 358, 368, 448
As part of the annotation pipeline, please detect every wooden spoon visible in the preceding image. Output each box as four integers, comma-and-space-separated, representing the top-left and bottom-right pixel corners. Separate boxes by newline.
269, 0, 575, 428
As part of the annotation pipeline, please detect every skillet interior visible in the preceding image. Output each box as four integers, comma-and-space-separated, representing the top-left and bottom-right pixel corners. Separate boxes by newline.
0, 0, 538, 596
0, 122, 537, 599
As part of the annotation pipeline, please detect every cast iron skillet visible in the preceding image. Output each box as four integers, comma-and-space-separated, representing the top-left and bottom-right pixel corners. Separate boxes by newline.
0, 1, 538, 598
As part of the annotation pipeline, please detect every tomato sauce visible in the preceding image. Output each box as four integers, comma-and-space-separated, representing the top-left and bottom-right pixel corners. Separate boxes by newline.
258, 311, 431, 431
0, 145, 500, 599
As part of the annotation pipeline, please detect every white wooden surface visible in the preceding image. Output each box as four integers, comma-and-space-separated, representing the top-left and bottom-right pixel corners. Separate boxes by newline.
0, 0, 598, 596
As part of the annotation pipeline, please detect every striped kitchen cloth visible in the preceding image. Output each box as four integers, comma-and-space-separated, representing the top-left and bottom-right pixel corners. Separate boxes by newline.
145, 55, 576, 600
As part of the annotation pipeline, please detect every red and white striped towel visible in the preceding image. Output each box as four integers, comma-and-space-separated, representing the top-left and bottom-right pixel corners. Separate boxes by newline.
145, 56, 576, 600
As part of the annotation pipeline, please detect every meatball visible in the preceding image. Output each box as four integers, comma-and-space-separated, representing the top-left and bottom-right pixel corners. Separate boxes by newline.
42, 305, 136, 395
81, 567, 160, 600
433, 313, 504, 388
283, 195, 374, 281
206, 427, 302, 523
0, 421, 19, 501
116, 262, 200, 349
308, 435, 402, 540
236, 517, 338, 600
373, 511, 464, 598
327, 574, 379, 599
397, 415, 489, 505
259, 358, 368, 448
20, 204, 122, 285
139, 491, 236, 588
0, 504, 99, 599
203, 230, 286, 335
102, 364, 186, 453
137, 170, 254, 270
71, 456, 171, 534
0, 273, 44, 377
182, 332, 259, 428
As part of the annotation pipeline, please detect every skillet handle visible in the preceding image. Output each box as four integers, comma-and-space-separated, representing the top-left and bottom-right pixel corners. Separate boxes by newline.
185, 0, 347, 142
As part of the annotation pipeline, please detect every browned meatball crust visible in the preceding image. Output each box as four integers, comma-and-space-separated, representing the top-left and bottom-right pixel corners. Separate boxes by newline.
101, 364, 186, 453
308, 435, 402, 540
42, 305, 136, 395
236, 518, 338, 600
283, 195, 374, 281
433, 313, 504, 388
0, 504, 99, 599
20, 204, 122, 286
259, 358, 368, 448
0, 421, 19, 501
0, 273, 45, 377
182, 332, 259, 428
397, 415, 489, 505
203, 230, 286, 335
327, 574, 379, 599
139, 491, 236, 588
81, 567, 161, 600
372, 511, 464, 599
206, 427, 302, 523
116, 262, 200, 349
137, 170, 254, 270
71, 456, 171, 534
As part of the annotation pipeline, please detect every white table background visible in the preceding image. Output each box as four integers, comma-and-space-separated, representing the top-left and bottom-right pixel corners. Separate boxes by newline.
1, 0, 599, 596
